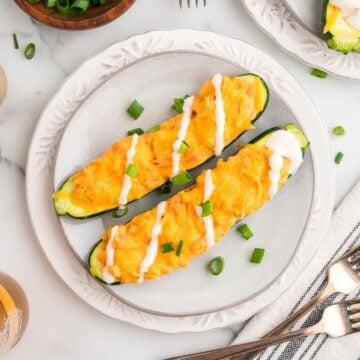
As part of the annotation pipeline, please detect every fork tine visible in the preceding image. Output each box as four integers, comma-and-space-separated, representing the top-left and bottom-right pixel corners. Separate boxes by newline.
187, 0, 191, 8
204, 0, 207, 6
347, 302, 360, 314
344, 243, 360, 262
179, 0, 182, 8
195, 0, 198, 6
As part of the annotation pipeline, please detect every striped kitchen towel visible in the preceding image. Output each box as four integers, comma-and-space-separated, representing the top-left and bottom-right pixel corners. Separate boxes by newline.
231, 179, 360, 360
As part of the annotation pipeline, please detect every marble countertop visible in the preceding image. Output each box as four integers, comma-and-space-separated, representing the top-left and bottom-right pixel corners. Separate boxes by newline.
1, 0, 360, 359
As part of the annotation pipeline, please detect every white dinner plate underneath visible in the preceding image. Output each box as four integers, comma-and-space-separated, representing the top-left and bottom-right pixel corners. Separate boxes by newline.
242, 0, 360, 80
26, 30, 334, 332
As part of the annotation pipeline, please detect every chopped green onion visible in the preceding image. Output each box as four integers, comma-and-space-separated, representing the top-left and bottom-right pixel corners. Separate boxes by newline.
332, 126, 345, 136
126, 163, 138, 177
45, 0, 56, 7
111, 206, 128, 218
12, 33, 19, 50
57, 0, 70, 14
68, 0, 90, 15
127, 128, 144, 136
24, 43, 36, 60
178, 140, 189, 154
237, 224, 253, 240
127, 100, 144, 120
208, 256, 224, 276
171, 171, 192, 186
148, 124, 160, 133
311, 68, 328, 79
27, 0, 40, 3
335, 152, 344, 165
200, 200, 212, 217
176, 240, 184, 257
250, 248, 265, 264
159, 181, 172, 194
172, 98, 185, 114
160, 242, 175, 254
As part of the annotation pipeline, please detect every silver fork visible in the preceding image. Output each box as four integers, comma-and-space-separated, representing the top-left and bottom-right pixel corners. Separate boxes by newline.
229, 243, 360, 360
179, 0, 207, 8
166, 299, 360, 360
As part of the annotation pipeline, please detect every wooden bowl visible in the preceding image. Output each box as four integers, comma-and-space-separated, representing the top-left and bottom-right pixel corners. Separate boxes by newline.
13, 0, 136, 30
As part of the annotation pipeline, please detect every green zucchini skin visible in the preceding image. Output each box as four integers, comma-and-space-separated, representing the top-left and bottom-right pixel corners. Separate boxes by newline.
53, 74, 269, 219
322, 0, 360, 54
88, 124, 309, 285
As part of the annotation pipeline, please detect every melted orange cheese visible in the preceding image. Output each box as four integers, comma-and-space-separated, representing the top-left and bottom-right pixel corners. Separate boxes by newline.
53, 75, 266, 215
96, 144, 290, 284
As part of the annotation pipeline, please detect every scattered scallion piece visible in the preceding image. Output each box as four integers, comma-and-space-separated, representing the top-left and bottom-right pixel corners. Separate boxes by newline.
12, 33, 19, 50
176, 240, 184, 257
332, 126, 345, 136
159, 181, 172, 194
311, 68, 328, 79
171, 171, 192, 186
250, 248, 265, 264
172, 98, 185, 114
127, 100, 144, 120
127, 128, 144, 136
126, 163, 138, 177
335, 152, 344, 165
160, 242, 175, 254
208, 256, 224, 276
237, 223, 253, 240
111, 206, 128, 218
24, 43, 36, 60
148, 124, 160, 133
178, 140, 189, 154
57, 0, 70, 14
27, 0, 40, 3
200, 200, 212, 217
68, 0, 90, 15
45, 0, 56, 7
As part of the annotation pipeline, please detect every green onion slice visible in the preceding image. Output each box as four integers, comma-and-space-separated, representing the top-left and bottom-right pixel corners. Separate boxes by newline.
24, 43, 36, 60
45, 0, 56, 7
178, 140, 189, 154
12, 33, 19, 50
160, 242, 175, 254
159, 181, 172, 194
311, 68, 328, 79
111, 206, 128, 218
335, 152, 344, 165
237, 223, 253, 240
127, 128, 144, 136
172, 98, 185, 114
27, 0, 40, 3
126, 163, 138, 178
208, 256, 224, 276
250, 248, 265, 264
332, 126, 345, 136
171, 171, 192, 186
57, 0, 70, 14
148, 124, 160, 133
176, 240, 184, 257
68, 0, 90, 15
200, 200, 212, 217
127, 100, 144, 120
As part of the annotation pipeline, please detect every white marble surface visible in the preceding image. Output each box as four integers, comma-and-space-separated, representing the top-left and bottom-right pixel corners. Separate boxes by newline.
1, 0, 360, 359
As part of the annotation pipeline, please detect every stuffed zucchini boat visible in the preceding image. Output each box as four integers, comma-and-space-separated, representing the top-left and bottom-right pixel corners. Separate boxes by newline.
323, 0, 360, 53
89, 124, 309, 285
53, 74, 268, 219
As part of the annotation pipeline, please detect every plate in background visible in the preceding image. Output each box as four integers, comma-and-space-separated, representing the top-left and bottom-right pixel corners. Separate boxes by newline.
26, 30, 334, 332
242, 0, 360, 80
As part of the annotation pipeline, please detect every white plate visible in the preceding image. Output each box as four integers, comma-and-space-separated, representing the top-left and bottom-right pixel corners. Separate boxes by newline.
26, 30, 334, 332
242, 0, 360, 81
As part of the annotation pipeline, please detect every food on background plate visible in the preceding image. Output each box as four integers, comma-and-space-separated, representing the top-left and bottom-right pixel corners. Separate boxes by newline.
323, 0, 360, 53
89, 124, 309, 285
53, 74, 269, 219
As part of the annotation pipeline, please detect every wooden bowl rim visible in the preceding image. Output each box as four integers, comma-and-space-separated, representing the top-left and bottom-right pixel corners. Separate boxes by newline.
13, 0, 136, 30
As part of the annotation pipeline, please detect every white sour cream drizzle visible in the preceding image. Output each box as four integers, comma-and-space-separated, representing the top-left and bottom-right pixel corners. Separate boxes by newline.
138, 201, 167, 283
212, 74, 226, 156
197, 169, 215, 248
103, 225, 119, 284
330, 0, 360, 30
265, 130, 303, 199
172, 96, 194, 177
118, 133, 139, 207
